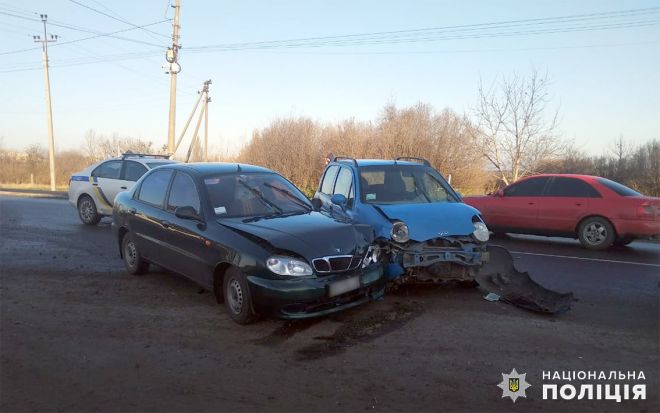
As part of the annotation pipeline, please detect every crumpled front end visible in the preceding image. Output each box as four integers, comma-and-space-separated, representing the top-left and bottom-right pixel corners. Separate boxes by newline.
386, 236, 488, 282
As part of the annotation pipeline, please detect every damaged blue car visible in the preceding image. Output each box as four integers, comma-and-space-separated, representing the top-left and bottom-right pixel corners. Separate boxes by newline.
313, 157, 489, 283
313, 156, 573, 314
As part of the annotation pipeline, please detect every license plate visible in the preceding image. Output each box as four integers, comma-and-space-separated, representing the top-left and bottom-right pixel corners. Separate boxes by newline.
329, 276, 360, 297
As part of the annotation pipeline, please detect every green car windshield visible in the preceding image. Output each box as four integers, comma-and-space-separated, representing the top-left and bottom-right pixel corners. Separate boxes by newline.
359, 165, 458, 204
204, 172, 312, 218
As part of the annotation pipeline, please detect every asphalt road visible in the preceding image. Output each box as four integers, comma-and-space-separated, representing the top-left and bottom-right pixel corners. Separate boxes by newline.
1, 196, 658, 413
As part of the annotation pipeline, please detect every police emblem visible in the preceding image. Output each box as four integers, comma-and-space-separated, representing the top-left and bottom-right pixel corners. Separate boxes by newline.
509, 378, 519, 392
498, 368, 531, 403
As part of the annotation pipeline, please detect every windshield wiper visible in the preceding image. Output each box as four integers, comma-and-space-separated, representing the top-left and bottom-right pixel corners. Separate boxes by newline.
237, 179, 283, 216
262, 183, 312, 212
241, 212, 281, 223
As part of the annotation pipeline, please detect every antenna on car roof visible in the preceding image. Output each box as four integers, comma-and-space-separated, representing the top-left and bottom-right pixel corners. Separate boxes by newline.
236, 164, 241, 172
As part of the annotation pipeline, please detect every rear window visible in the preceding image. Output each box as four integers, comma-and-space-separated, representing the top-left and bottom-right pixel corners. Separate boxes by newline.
597, 178, 641, 197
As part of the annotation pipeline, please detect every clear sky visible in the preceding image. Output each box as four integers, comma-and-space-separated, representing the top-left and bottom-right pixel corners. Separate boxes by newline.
1, 0, 659, 157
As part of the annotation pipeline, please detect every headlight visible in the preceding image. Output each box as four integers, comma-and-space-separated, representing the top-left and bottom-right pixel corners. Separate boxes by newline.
391, 221, 410, 243
362, 244, 381, 268
472, 221, 490, 242
266, 256, 313, 276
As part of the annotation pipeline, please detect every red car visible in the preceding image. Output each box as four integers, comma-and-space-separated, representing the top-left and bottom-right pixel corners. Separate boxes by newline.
464, 174, 660, 250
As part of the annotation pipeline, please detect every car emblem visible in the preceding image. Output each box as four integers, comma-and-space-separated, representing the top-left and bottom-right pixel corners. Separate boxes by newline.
438, 231, 449, 236
334, 247, 342, 253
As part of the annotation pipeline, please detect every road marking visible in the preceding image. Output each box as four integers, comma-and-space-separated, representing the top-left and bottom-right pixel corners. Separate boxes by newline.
509, 251, 660, 268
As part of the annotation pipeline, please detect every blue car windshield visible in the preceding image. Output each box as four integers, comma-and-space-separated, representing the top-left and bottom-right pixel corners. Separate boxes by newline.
204, 172, 312, 218
359, 165, 457, 204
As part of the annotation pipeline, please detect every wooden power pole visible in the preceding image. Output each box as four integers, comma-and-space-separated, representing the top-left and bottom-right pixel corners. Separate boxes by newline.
33, 14, 57, 191
166, 0, 181, 154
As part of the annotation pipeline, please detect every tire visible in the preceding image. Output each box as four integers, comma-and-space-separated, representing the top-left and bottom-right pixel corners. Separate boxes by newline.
614, 237, 634, 247
77, 195, 101, 225
578, 217, 615, 250
223, 268, 257, 325
121, 232, 149, 275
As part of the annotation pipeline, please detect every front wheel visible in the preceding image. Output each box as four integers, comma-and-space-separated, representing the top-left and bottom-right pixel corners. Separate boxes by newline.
78, 195, 101, 225
578, 217, 615, 250
223, 268, 257, 324
122, 232, 149, 275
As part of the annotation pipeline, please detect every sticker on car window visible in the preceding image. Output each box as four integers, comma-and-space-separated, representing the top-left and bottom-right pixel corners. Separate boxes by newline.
366, 193, 377, 200
214, 206, 227, 215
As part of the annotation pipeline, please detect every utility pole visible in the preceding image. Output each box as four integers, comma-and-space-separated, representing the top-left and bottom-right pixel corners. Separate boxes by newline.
204, 93, 210, 162
33, 14, 57, 191
166, 0, 181, 154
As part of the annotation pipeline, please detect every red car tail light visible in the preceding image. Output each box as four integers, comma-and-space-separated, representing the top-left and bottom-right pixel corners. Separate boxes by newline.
636, 202, 655, 220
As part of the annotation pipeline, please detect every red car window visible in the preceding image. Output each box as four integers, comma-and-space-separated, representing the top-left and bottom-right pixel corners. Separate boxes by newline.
503, 177, 549, 197
546, 177, 601, 198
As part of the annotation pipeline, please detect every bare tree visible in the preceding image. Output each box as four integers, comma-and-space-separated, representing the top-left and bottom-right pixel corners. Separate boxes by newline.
83, 129, 156, 161
474, 70, 565, 185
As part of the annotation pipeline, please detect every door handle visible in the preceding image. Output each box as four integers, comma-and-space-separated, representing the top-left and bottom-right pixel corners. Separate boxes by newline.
92, 183, 98, 186
527, 202, 535, 205
120, 186, 127, 190
575, 203, 582, 206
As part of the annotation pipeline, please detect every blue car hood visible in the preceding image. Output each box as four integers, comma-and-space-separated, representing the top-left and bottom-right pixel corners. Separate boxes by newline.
375, 202, 480, 241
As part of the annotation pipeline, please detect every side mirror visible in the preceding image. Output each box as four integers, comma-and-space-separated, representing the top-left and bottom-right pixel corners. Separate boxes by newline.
175, 206, 202, 221
330, 193, 347, 210
310, 198, 323, 212
495, 189, 504, 197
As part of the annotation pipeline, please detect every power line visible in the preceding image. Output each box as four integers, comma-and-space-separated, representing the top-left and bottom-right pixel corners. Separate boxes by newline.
3, 38, 658, 74
186, 19, 658, 52
186, 7, 660, 52
0, 19, 170, 55
68, 0, 170, 39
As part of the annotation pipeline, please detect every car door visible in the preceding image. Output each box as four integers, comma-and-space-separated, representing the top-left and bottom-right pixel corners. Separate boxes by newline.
158, 171, 213, 287
90, 160, 124, 212
131, 169, 173, 263
487, 176, 550, 231
537, 177, 601, 233
120, 160, 148, 192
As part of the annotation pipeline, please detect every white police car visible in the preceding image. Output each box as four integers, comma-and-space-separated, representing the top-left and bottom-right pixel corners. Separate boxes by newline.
68, 153, 178, 225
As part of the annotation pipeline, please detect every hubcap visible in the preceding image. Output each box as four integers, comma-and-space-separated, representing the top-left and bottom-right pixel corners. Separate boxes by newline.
584, 222, 607, 245
227, 279, 243, 315
80, 200, 94, 221
125, 240, 137, 268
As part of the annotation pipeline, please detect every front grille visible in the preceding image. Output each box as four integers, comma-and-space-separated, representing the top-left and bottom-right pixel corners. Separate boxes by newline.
312, 255, 362, 274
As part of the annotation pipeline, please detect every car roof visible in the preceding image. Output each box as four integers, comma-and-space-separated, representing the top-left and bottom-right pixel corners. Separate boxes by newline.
163, 162, 273, 175
105, 156, 176, 164
334, 159, 423, 167
519, 173, 601, 181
